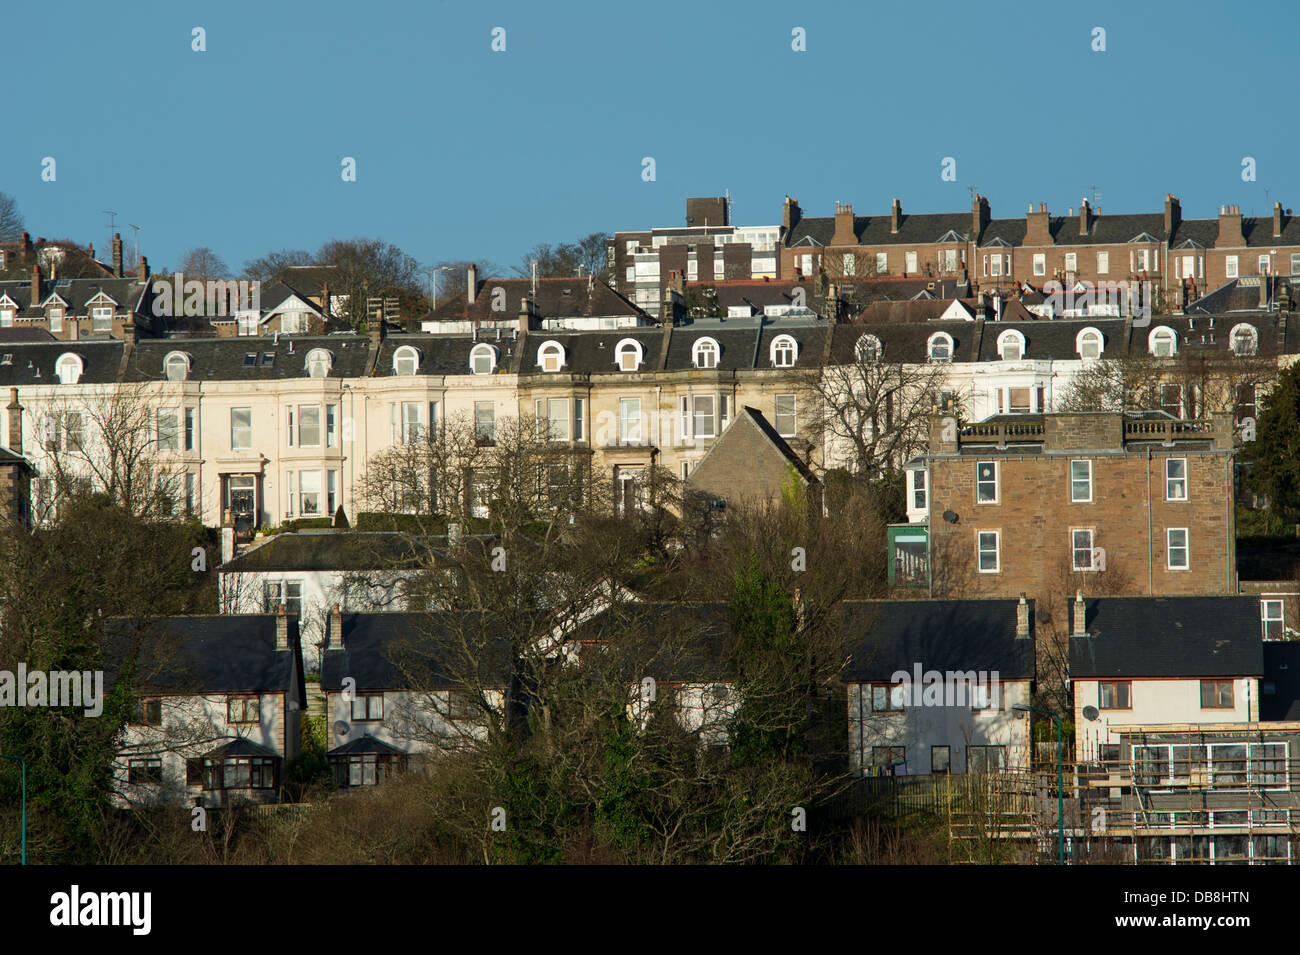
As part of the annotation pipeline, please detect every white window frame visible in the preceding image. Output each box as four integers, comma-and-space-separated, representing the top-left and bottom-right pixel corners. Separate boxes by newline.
1097, 251, 1109, 274
976, 460, 999, 504
1070, 459, 1093, 503
1167, 527, 1189, 570
774, 394, 796, 437
1225, 256, 1239, 279
770, 335, 797, 368
855, 334, 882, 362
91, 306, 112, 331
1263, 599, 1285, 640
1076, 327, 1103, 360
1229, 323, 1258, 357
1149, 326, 1177, 358
927, 332, 953, 363
1032, 253, 1046, 276
977, 531, 1000, 573
469, 343, 498, 375
537, 340, 565, 373
996, 329, 1025, 361
391, 345, 419, 376
618, 398, 642, 445
615, 338, 643, 371
306, 348, 333, 378
230, 407, 252, 451
1165, 458, 1187, 501
164, 351, 189, 382
693, 337, 720, 369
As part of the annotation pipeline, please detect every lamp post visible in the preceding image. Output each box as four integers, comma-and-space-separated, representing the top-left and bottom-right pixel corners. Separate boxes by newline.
1014, 704, 1063, 865
427, 266, 455, 311
0, 754, 26, 865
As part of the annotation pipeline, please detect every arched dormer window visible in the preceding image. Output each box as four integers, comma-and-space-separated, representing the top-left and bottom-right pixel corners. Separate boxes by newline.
1149, 326, 1177, 358
996, 329, 1025, 361
536, 340, 565, 373
615, 338, 643, 372
693, 337, 720, 369
927, 332, 953, 363
55, 352, 83, 384
1076, 327, 1104, 360
305, 348, 333, 378
770, 334, 797, 368
164, 351, 190, 382
1230, 323, 1258, 357
391, 345, 419, 376
469, 343, 498, 375
855, 334, 883, 362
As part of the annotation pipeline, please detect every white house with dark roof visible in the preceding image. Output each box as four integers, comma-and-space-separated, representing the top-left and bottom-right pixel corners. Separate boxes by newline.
109, 610, 305, 808
1068, 594, 1264, 763
841, 598, 1036, 775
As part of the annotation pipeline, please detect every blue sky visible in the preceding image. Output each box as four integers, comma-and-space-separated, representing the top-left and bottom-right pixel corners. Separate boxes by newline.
2, 0, 1295, 276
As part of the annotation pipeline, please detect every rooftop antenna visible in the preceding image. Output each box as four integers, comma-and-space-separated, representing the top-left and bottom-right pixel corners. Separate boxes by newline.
102, 210, 117, 258
128, 224, 142, 266
530, 260, 538, 297
1087, 185, 1101, 208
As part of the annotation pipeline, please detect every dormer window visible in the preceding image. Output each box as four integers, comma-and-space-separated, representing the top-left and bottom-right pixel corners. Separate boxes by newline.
1076, 327, 1103, 360
770, 334, 797, 368
855, 334, 883, 362
537, 340, 565, 373
693, 337, 720, 369
306, 348, 333, 378
164, 351, 190, 382
469, 343, 498, 375
1230, 323, 1258, 357
615, 338, 643, 371
91, 306, 113, 332
56, 353, 83, 385
47, 305, 64, 333
0, 308, 11, 328
391, 345, 419, 376
927, 332, 953, 363
996, 329, 1025, 361
1149, 326, 1177, 358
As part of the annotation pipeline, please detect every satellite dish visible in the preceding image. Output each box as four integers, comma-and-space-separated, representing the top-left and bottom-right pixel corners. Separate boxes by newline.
333, 721, 350, 736
1082, 705, 1099, 722
942, 510, 959, 524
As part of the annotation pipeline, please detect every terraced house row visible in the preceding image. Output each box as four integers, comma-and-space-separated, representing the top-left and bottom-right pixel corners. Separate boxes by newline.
0, 257, 1294, 533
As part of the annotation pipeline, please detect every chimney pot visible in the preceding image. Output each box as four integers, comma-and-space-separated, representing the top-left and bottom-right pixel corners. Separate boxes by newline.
1072, 589, 1087, 637
275, 603, 291, 650
467, 263, 478, 305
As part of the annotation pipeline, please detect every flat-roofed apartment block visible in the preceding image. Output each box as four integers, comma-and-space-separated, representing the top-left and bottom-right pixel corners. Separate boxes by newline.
924, 410, 1236, 600
609, 197, 780, 317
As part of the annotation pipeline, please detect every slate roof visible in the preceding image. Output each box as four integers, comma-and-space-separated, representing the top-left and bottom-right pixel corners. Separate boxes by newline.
104, 614, 303, 695
0, 239, 113, 281
839, 599, 1035, 682
0, 276, 149, 318
205, 737, 280, 759
277, 266, 341, 297
570, 602, 734, 681
0, 341, 123, 386
320, 612, 512, 691
222, 530, 490, 572
327, 734, 407, 757
1185, 277, 1297, 315
972, 318, 1129, 361
786, 211, 972, 248
123, 334, 371, 383
1067, 597, 1264, 679
1262, 642, 1300, 722
431, 277, 646, 324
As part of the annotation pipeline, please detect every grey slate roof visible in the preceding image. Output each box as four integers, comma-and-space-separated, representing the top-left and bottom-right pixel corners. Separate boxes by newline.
105, 614, 303, 695
123, 334, 371, 382
320, 612, 512, 691
840, 599, 1035, 682
1067, 597, 1264, 679
221, 530, 498, 572
786, 211, 972, 248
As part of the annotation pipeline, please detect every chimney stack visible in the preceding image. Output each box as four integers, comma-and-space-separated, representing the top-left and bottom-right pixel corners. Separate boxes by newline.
1164, 194, 1181, 236
275, 602, 290, 650
136, 256, 148, 283
1216, 205, 1244, 247
1260, 273, 1269, 309
971, 194, 990, 243
7, 388, 22, 455
832, 202, 856, 246
782, 196, 801, 234
467, 263, 478, 305
518, 294, 532, 334
890, 197, 901, 234
326, 604, 344, 650
1016, 593, 1029, 638
1073, 589, 1087, 637
30, 264, 40, 308
111, 233, 123, 277
1079, 199, 1090, 236
21, 232, 32, 263
1274, 201, 1284, 238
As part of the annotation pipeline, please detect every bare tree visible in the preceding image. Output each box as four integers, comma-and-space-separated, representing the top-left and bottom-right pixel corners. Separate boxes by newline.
0, 191, 25, 243
33, 382, 179, 521
801, 346, 954, 475
242, 248, 314, 285
515, 233, 611, 282
177, 247, 231, 280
